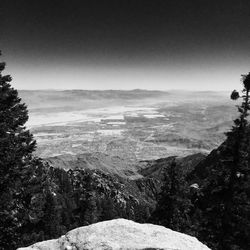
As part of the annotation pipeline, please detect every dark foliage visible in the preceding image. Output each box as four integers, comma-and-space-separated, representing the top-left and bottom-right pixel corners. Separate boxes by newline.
149, 159, 193, 234
190, 73, 250, 250
0, 52, 37, 249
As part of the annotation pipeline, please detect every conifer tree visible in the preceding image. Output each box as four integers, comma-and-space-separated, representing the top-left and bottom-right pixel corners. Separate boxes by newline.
198, 73, 250, 249
83, 191, 99, 225
101, 198, 117, 221
43, 189, 61, 239
150, 159, 192, 234
0, 51, 36, 249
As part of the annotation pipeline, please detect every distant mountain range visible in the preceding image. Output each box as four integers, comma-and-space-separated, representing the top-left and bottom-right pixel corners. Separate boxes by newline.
19, 89, 229, 111
19, 89, 170, 112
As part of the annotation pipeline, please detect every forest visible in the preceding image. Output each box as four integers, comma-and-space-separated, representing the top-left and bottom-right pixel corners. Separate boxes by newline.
1, 52, 250, 250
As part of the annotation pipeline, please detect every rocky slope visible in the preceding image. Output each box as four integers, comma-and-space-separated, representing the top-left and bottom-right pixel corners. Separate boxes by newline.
44, 153, 206, 219
46, 152, 143, 179
139, 153, 206, 180
42, 153, 207, 223
47, 152, 206, 180
17, 219, 210, 250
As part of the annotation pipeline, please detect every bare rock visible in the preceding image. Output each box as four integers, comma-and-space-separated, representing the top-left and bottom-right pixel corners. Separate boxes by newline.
17, 218, 210, 250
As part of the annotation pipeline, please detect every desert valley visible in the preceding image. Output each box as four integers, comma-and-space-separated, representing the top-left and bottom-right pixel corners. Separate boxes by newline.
22, 91, 234, 158
20, 89, 237, 178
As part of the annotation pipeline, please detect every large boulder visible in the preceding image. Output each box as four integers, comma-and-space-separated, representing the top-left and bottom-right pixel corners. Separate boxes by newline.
18, 218, 210, 250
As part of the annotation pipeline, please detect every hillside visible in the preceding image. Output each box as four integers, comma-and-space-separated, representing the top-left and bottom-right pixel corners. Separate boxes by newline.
46, 151, 206, 181
46, 152, 143, 179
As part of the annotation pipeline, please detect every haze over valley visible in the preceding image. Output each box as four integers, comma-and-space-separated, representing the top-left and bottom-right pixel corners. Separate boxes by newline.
21, 89, 236, 167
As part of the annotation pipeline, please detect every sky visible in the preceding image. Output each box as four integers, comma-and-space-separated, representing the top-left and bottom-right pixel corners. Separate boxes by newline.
1, 0, 250, 91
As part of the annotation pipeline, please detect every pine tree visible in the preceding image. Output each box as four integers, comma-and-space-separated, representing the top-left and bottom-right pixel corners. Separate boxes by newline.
42, 188, 61, 239
0, 51, 36, 249
150, 159, 192, 234
83, 191, 99, 225
198, 73, 250, 250
100, 197, 117, 221
18, 160, 52, 246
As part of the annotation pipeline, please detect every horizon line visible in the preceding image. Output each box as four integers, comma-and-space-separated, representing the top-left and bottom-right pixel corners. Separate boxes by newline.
17, 88, 230, 92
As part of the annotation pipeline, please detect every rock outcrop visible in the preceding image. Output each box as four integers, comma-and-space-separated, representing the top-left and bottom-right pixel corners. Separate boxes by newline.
18, 218, 210, 250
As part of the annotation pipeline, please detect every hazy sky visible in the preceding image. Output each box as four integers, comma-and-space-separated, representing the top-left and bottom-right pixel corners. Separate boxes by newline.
1, 0, 250, 90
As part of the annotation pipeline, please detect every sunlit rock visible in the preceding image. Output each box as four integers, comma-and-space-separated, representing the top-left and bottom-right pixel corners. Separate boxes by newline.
18, 218, 210, 250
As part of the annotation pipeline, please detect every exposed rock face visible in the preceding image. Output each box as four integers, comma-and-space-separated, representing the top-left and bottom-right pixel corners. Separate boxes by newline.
18, 219, 210, 250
